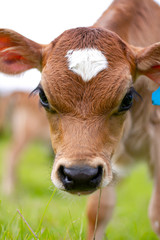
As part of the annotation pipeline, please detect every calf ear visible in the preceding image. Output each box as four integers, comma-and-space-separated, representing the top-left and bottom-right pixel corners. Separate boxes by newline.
135, 43, 160, 84
0, 29, 42, 74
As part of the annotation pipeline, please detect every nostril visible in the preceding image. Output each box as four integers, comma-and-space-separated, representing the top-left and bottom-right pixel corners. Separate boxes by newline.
58, 165, 65, 179
92, 166, 102, 179
58, 166, 74, 185
90, 165, 103, 184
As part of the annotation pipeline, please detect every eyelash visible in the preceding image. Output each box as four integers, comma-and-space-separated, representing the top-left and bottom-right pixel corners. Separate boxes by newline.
30, 84, 50, 110
131, 87, 142, 101
30, 84, 42, 95
118, 87, 142, 113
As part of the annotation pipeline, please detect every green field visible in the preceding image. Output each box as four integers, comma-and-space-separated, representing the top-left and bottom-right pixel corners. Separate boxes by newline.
0, 132, 158, 240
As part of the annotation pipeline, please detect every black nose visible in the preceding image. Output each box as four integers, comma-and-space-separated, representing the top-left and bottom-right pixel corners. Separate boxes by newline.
58, 165, 103, 193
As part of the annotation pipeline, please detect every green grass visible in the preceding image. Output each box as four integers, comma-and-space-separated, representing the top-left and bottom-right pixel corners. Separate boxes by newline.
0, 132, 158, 239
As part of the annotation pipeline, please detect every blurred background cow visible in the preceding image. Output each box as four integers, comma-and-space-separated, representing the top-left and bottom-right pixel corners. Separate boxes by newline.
0, 91, 51, 195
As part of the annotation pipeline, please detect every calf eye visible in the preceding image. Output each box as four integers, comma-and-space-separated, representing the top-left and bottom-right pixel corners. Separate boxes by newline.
39, 88, 50, 109
118, 87, 141, 112
31, 84, 50, 110
119, 89, 133, 112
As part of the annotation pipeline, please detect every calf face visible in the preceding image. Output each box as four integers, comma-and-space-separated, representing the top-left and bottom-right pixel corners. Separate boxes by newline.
0, 27, 160, 194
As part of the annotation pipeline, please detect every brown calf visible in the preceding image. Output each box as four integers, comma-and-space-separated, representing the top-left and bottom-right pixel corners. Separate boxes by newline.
0, 92, 50, 195
0, 0, 160, 238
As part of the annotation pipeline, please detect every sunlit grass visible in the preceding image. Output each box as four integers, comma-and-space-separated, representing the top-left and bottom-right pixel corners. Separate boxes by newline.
0, 132, 158, 239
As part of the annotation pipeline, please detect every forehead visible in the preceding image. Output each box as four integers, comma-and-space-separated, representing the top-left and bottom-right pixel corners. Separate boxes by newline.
42, 28, 133, 114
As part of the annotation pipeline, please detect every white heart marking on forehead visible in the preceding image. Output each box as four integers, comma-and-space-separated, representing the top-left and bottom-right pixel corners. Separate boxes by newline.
66, 48, 108, 82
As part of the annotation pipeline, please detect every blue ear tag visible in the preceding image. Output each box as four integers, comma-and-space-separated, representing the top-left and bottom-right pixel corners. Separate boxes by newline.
152, 87, 160, 105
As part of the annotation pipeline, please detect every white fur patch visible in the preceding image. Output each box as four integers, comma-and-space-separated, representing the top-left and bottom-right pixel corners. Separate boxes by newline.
66, 48, 108, 82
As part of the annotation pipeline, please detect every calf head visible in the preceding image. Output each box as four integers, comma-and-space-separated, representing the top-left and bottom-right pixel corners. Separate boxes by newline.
1, 27, 160, 194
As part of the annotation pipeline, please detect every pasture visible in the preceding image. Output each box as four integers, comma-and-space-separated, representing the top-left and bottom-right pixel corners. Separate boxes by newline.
0, 131, 158, 240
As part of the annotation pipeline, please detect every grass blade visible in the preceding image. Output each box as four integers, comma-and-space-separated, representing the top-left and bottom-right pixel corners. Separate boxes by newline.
93, 169, 104, 240
17, 209, 39, 240
36, 188, 57, 235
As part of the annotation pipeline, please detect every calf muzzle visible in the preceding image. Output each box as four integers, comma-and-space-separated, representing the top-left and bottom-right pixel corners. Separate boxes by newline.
58, 165, 103, 193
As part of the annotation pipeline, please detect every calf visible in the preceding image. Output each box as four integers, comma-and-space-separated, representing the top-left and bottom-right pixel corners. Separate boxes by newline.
0, 0, 160, 238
